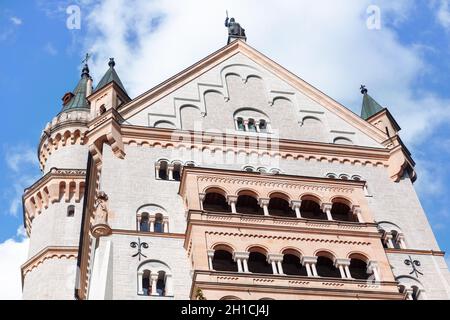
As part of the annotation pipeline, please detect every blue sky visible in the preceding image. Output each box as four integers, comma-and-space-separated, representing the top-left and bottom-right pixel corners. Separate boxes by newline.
0, 0, 449, 298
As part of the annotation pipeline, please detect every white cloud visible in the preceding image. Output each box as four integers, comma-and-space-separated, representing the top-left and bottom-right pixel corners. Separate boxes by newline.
437, 0, 450, 29
44, 42, 58, 56
2, 145, 40, 216
81, 0, 450, 148
10, 16, 22, 26
5, 147, 37, 173
0, 227, 29, 300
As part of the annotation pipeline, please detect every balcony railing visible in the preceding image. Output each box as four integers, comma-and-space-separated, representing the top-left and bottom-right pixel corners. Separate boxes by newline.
191, 270, 403, 300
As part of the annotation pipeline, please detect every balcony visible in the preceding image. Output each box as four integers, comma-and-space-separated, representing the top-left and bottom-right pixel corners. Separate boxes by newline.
191, 270, 404, 300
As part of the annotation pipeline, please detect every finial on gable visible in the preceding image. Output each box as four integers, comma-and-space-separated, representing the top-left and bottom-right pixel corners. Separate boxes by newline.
360, 84, 368, 95
81, 53, 91, 78
108, 58, 116, 68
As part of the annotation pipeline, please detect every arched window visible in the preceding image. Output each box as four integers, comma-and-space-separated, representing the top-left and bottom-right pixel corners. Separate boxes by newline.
282, 254, 307, 276
158, 160, 169, 180
212, 250, 238, 272
396, 276, 425, 300
248, 119, 257, 132
339, 174, 349, 180
257, 167, 267, 174
349, 258, 369, 280
142, 270, 151, 296
234, 108, 270, 133
331, 202, 353, 222
316, 255, 340, 278
236, 117, 245, 131
236, 194, 263, 215
391, 230, 402, 249
248, 251, 272, 274
140, 213, 150, 232
268, 196, 295, 217
243, 166, 255, 172
259, 119, 267, 132
300, 199, 326, 220
173, 163, 182, 181
326, 173, 337, 179
411, 286, 421, 300
203, 192, 230, 213
156, 271, 166, 296
154, 213, 164, 233
67, 205, 75, 217
138, 260, 172, 297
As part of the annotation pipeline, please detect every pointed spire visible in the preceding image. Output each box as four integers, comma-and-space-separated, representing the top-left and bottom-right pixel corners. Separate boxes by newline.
94, 58, 128, 95
360, 85, 383, 120
61, 54, 92, 112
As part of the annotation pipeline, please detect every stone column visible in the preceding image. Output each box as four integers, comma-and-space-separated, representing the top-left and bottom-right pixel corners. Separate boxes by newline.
335, 258, 351, 279
207, 250, 215, 270
383, 233, 394, 248
167, 165, 174, 180
266, 122, 272, 133
150, 273, 158, 296
149, 220, 155, 232
234, 118, 239, 130
290, 200, 302, 219
255, 121, 261, 133
163, 219, 169, 233
351, 205, 364, 223
268, 254, 284, 275
270, 260, 278, 274
243, 120, 249, 132
199, 193, 206, 210
258, 198, 270, 216
302, 256, 318, 277
344, 265, 351, 279
398, 234, 407, 249
368, 261, 381, 282
233, 252, 249, 273
137, 271, 144, 295
321, 203, 333, 221
405, 288, 414, 300
165, 274, 173, 296
155, 164, 161, 179
227, 195, 238, 214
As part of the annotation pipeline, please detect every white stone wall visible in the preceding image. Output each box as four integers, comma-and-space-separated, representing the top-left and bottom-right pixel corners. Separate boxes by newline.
127, 53, 381, 148
95, 141, 450, 299
387, 253, 450, 299
87, 234, 191, 300
28, 201, 83, 258
22, 257, 78, 300
44, 144, 88, 174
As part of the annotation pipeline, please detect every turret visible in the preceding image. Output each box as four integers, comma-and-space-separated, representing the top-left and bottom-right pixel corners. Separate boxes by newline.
359, 85, 416, 182
38, 62, 92, 173
21, 59, 93, 299
88, 58, 130, 118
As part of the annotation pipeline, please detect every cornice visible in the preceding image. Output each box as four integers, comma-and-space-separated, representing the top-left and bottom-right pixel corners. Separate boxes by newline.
23, 168, 86, 197
384, 248, 445, 256
21, 246, 78, 280
111, 229, 185, 239
22, 168, 87, 235
179, 166, 366, 200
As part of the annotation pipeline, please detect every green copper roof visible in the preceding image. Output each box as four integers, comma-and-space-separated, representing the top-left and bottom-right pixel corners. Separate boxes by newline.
360, 86, 383, 120
61, 64, 91, 112
94, 58, 127, 94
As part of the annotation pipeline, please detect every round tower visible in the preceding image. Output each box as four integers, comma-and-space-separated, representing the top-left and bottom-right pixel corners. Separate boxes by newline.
21, 63, 93, 299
